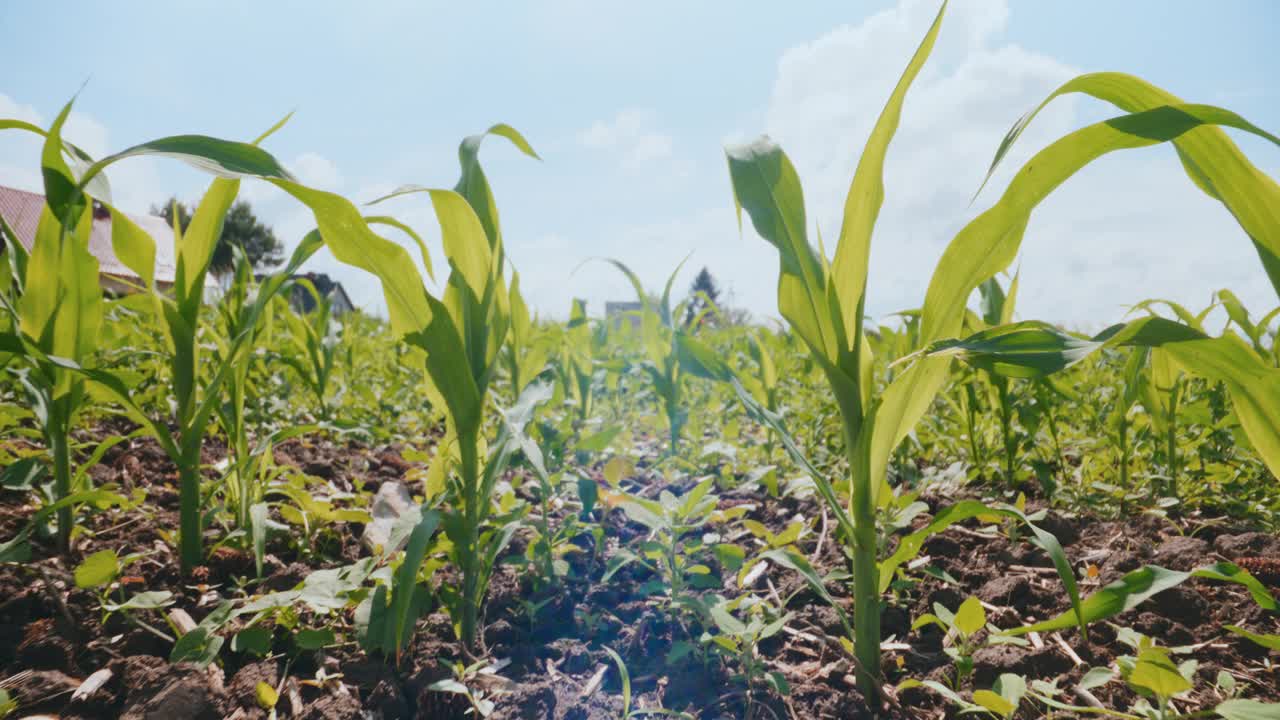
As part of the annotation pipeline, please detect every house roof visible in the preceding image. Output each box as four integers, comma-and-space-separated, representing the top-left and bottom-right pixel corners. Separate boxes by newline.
0, 184, 187, 287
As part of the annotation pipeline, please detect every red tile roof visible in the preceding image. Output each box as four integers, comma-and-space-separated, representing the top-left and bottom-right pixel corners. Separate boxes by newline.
0, 184, 183, 286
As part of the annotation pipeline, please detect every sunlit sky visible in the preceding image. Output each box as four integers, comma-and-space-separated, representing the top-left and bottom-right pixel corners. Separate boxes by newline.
2, 0, 1278, 329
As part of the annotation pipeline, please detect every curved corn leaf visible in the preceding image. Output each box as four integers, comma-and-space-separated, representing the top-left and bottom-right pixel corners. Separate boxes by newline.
0, 115, 113, 202
877, 499, 1085, 639
725, 138, 843, 372
1216, 699, 1280, 720
80, 134, 296, 190
274, 181, 432, 336
365, 215, 434, 282
925, 321, 1097, 379
454, 124, 539, 260
1009, 562, 1274, 636
1224, 625, 1280, 650
104, 203, 157, 290
978, 72, 1280, 300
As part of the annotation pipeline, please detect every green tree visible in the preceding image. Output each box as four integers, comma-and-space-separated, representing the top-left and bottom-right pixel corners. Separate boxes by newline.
152, 197, 283, 276
683, 266, 721, 328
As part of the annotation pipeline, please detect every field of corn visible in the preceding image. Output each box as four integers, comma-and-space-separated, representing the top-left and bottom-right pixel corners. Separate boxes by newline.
2, 5, 1280, 720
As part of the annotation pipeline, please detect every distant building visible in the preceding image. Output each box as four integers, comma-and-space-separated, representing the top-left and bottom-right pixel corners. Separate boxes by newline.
258, 272, 355, 316
605, 300, 643, 329
0, 184, 212, 294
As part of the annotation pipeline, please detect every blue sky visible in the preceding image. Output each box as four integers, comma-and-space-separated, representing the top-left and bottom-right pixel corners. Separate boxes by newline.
2, 0, 1278, 329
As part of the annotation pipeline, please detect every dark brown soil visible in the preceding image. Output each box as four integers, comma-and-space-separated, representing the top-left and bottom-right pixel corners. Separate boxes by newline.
1, 423, 1277, 719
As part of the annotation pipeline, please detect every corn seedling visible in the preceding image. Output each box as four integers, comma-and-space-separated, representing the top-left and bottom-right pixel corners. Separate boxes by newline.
280, 277, 342, 423
713, 0, 1280, 695
317, 124, 542, 653
601, 259, 695, 455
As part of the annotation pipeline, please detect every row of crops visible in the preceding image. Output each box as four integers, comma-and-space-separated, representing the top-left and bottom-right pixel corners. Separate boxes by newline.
1, 4, 1279, 719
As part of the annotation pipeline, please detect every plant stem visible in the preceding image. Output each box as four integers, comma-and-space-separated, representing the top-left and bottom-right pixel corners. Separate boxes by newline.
49, 412, 72, 553
847, 434, 881, 700
1165, 381, 1180, 499
459, 434, 481, 655
997, 379, 1016, 486
178, 453, 203, 572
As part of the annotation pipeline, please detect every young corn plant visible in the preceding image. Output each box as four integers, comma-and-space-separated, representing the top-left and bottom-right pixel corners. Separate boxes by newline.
502, 273, 552, 404
0, 109, 103, 552
280, 278, 342, 423
320, 125, 540, 654
975, 275, 1023, 486
709, 0, 1280, 697
555, 298, 597, 426
1, 100, 460, 573
602, 259, 694, 455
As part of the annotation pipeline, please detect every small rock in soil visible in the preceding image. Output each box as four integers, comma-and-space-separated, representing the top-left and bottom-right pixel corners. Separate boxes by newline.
264, 562, 311, 591
303, 461, 335, 479
1155, 585, 1209, 626
973, 643, 1074, 686
366, 677, 410, 719
119, 663, 226, 720
1214, 532, 1280, 559
1151, 536, 1209, 571
492, 677, 558, 719
227, 660, 278, 713
298, 692, 363, 720
1132, 611, 1194, 646
977, 574, 1034, 607
362, 481, 419, 552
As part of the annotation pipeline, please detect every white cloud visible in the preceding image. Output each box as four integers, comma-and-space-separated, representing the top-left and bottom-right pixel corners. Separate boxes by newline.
579, 108, 675, 168
293, 152, 343, 191
0, 94, 40, 126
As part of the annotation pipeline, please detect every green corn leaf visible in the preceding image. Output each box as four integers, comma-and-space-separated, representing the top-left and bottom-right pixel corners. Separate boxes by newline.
1224, 625, 1280, 650
80, 134, 296, 191
430, 189, 494, 302
725, 138, 840, 367
275, 182, 431, 337
104, 202, 157, 291
1216, 699, 1280, 720
1193, 562, 1277, 612
1010, 563, 1274, 636
758, 547, 851, 636
177, 178, 238, 309
40, 99, 86, 226
972, 689, 1016, 717
977, 72, 1280, 300
924, 321, 1098, 379
831, 0, 945, 350
0, 116, 112, 201
659, 255, 692, 327
602, 647, 631, 717
365, 215, 435, 282
387, 508, 440, 660
103, 590, 174, 612
455, 124, 539, 258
